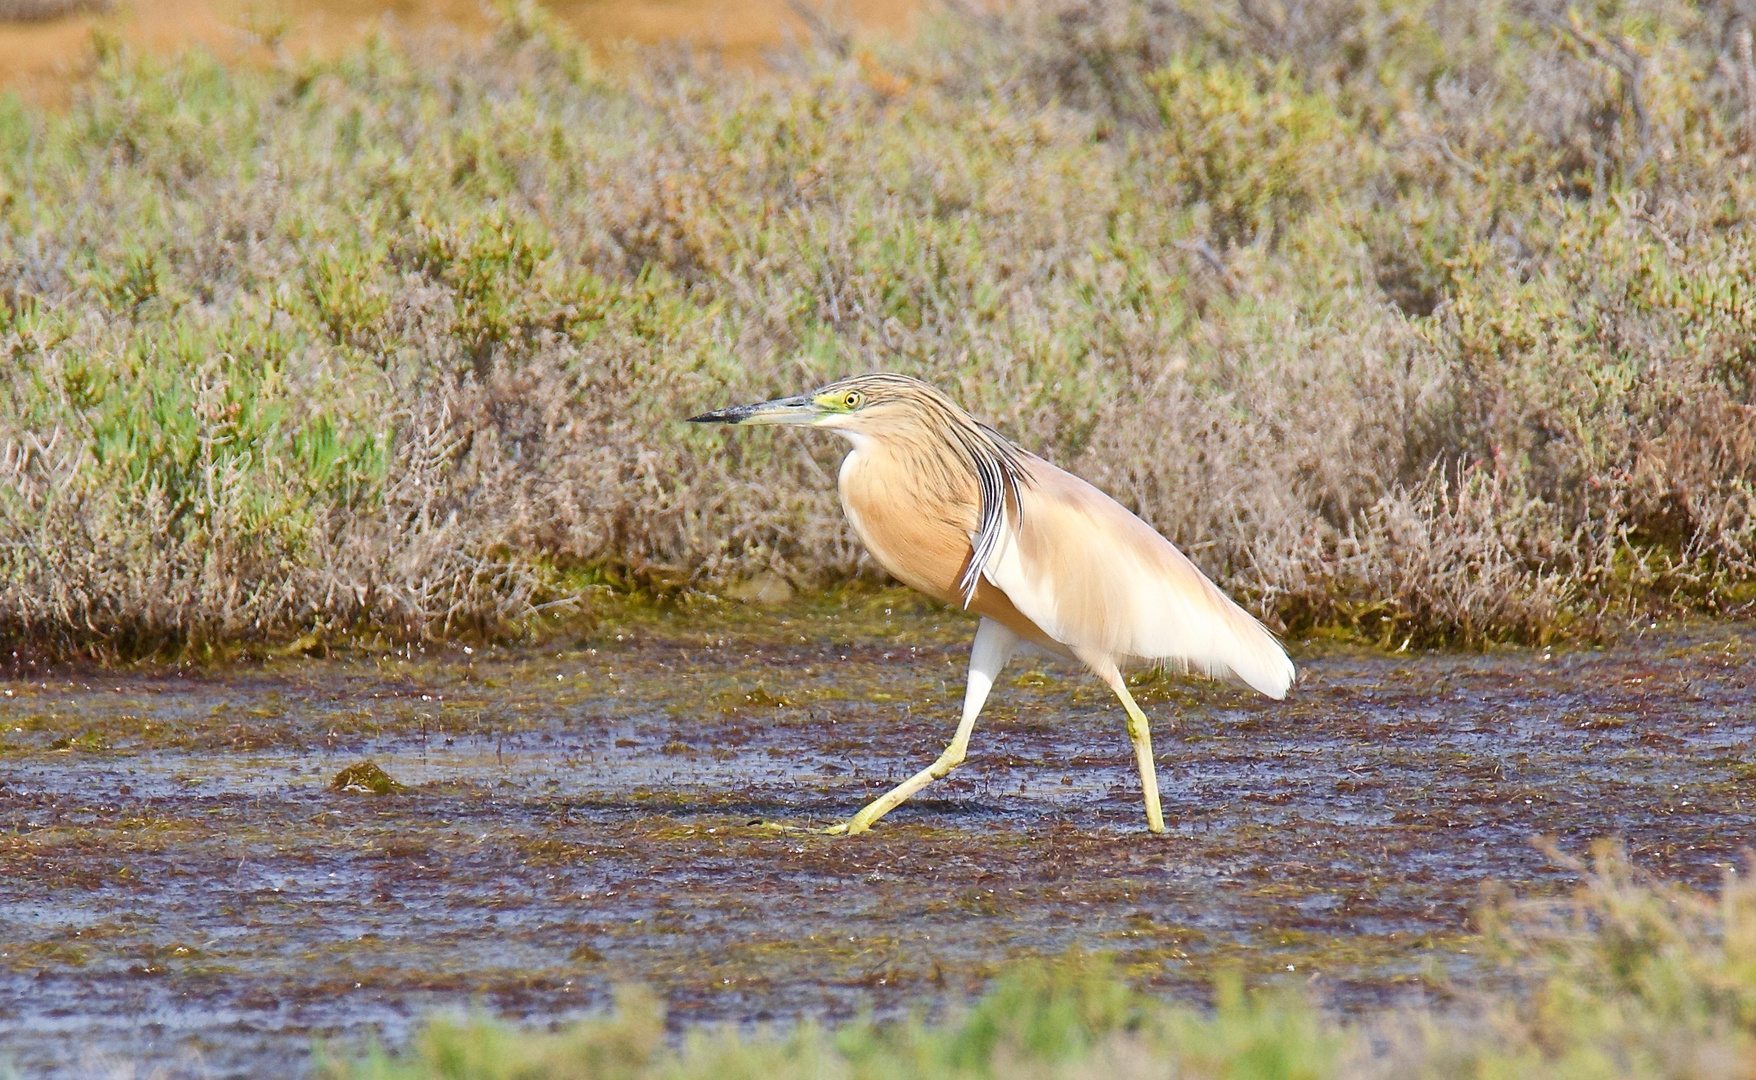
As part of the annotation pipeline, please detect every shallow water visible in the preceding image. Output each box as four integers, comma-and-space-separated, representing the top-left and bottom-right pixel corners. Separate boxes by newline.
2, 594, 1753, 1077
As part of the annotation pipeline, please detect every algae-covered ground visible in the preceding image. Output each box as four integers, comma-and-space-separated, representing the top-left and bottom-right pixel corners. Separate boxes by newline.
1, 594, 1753, 1076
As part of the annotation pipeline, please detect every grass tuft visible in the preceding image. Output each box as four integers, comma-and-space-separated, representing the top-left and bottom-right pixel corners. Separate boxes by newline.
321, 844, 1756, 1079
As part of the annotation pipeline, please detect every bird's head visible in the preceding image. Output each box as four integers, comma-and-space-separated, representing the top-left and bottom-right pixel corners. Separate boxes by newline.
686, 373, 952, 440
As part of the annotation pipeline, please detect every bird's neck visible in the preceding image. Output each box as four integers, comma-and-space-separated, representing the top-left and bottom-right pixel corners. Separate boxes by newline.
836, 427, 981, 529
835, 434, 981, 607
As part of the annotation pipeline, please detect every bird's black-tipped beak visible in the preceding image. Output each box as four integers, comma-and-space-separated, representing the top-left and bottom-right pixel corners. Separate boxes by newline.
686, 393, 821, 426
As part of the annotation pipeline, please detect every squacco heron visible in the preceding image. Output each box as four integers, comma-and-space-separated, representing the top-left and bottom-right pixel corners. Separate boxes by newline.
688, 373, 1294, 835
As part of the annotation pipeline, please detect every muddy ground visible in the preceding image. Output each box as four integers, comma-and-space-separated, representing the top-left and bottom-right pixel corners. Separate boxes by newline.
2, 592, 1753, 1077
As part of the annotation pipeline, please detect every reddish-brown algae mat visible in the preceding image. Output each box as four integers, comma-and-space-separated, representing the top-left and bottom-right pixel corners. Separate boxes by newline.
1, 593, 1752, 1076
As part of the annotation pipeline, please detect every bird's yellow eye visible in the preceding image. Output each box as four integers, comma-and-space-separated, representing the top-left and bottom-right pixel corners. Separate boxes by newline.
842, 391, 863, 409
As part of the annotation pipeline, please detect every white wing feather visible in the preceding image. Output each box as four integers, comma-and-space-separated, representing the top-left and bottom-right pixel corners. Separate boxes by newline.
981, 460, 1294, 699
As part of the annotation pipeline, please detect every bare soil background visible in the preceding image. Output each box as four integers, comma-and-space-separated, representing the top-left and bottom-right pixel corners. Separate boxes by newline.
0, 0, 919, 102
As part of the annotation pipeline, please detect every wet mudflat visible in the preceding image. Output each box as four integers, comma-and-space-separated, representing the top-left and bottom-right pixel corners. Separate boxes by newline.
1, 594, 1753, 1077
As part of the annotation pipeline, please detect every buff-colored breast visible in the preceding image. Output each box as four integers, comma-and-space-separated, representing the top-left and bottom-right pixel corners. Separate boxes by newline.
837, 443, 1063, 655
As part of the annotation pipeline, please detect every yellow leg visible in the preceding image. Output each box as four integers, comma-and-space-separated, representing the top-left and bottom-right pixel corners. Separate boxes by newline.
1094, 666, 1166, 833
823, 730, 969, 836
827, 618, 1019, 836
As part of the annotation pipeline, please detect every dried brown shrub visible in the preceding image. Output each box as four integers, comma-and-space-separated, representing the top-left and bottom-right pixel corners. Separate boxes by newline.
3, 0, 1755, 657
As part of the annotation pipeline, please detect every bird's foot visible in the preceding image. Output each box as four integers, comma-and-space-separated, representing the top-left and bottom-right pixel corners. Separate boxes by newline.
743, 819, 869, 836
821, 811, 878, 835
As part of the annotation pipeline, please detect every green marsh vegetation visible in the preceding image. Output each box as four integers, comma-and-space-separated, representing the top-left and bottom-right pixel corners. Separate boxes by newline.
332, 844, 1756, 1080
3, 0, 1755, 660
